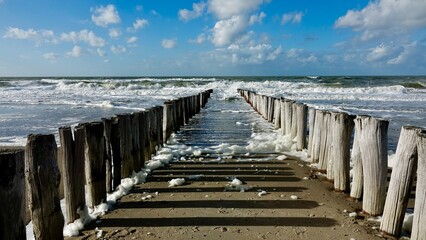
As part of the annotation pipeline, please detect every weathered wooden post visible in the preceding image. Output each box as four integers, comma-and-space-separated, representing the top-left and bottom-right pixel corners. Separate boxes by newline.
136, 111, 147, 164
291, 103, 298, 140
130, 112, 142, 171
110, 117, 122, 189
155, 106, 164, 148
163, 101, 174, 143
350, 117, 363, 199
273, 98, 281, 129
357, 115, 389, 215
311, 109, 324, 163
0, 149, 25, 240
380, 126, 420, 236
25, 134, 64, 240
410, 129, 426, 239
59, 127, 86, 224
307, 108, 316, 158
102, 118, 113, 193
331, 112, 355, 192
295, 103, 308, 151
284, 99, 293, 135
268, 97, 274, 123
280, 99, 286, 135
83, 122, 106, 208
318, 111, 331, 171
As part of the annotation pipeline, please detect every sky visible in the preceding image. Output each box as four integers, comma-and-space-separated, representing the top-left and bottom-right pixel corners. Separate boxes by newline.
0, 0, 425, 76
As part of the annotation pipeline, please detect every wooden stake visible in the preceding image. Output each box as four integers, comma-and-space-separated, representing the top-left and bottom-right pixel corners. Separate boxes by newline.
25, 134, 64, 240
295, 103, 308, 151
411, 129, 426, 239
307, 108, 316, 158
350, 117, 363, 199
380, 126, 420, 236
0, 149, 25, 240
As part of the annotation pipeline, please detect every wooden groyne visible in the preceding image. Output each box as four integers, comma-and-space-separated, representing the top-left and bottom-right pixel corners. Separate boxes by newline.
238, 89, 425, 239
0, 90, 212, 240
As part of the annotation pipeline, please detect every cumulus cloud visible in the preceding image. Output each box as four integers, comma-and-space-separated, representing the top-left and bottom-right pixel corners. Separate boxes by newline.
179, 2, 206, 22
132, 19, 149, 31
110, 45, 127, 54
96, 48, 106, 57
249, 12, 266, 25
335, 0, 426, 41
366, 43, 394, 61
43, 52, 60, 62
208, 0, 266, 20
60, 29, 105, 47
189, 34, 206, 44
212, 15, 248, 47
162, 39, 177, 49
3, 27, 58, 44
281, 11, 304, 25
66, 45, 83, 58
108, 28, 121, 38
286, 48, 318, 63
91, 4, 121, 27
127, 36, 138, 44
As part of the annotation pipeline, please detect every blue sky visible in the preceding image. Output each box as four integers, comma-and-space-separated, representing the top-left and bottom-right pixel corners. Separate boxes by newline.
0, 0, 425, 76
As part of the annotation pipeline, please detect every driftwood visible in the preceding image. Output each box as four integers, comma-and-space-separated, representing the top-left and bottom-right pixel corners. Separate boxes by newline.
357, 116, 389, 216
411, 129, 426, 239
25, 134, 64, 240
380, 126, 420, 236
0, 149, 25, 240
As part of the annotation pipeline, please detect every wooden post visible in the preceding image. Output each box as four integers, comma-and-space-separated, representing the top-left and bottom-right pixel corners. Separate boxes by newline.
60, 127, 85, 224
331, 112, 355, 192
110, 117, 122, 189
318, 111, 331, 171
83, 122, 106, 208
412, 129, 426, 239
102, 118, 113, 193
274, 98, 281, 129
295, 103, 308, 151
357, 115, 388, 216
130, 112, 142, 171
380, 126, 420, 236
311, 109, 324, 163
307, 108, 316, 158
117, 114, 133, 178
0, 149, 25, 240
350, 117, 363, 199
156, 106, 164, 147
291, 103, 297, 140
284, 99, 293, 135
136, 111, 147, 165
25, 134, 64, 240
280, 99, 286, 135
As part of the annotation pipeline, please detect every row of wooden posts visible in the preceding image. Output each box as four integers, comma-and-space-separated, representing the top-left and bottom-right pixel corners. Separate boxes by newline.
0, 89, 213, 240
238, 89, 425, 239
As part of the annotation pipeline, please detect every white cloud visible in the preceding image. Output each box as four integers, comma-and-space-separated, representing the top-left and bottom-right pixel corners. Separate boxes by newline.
91, 4, 121, 28
162, 39, 177, 49
286, 48, 318, 63
281, 11, 304, 25
366, 43, 393, 61
212, 15, 248, 47
3, 27, 58, 44
151, 10, 160, 16
43, 52, 60, 62
127, 36, 138, 44
109, 28, 121, 38
110, 45, 127, 54
66, 45, 83, 58
179, 2, 206, 22
335, 0, 426, 41
134, 19, 149, 30
208, 0, 266, 20
189, 34, 206, 44
60, 29, 105, 47
249, 12, 266, 25
96, 48, 106, 57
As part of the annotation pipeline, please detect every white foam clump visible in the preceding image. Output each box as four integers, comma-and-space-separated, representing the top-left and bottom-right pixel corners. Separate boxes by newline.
349, 212, 357, 218
290, 195, 298, 200
258, 190, 268, 197
169, 178, 185, 187
277, 155, 287, 161
225, 178, 252, 192
402, 212, 414, 233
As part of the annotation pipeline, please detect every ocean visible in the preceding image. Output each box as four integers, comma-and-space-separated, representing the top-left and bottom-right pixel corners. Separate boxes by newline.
0, 76, 425, 150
